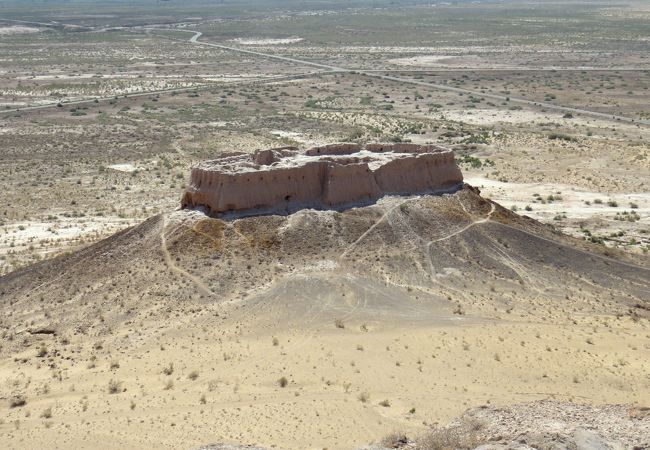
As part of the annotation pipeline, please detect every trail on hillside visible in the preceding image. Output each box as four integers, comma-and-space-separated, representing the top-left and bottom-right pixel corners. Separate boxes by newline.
160, 214, 214, 298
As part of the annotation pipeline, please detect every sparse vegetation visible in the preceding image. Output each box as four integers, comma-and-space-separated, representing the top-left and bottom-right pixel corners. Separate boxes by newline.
415, 419, 486, 450
9, 394, 26, 408
108, 379, 122, 394
0, 2, 647, 449
380, 432, 408, 448
162, 363, 174, 376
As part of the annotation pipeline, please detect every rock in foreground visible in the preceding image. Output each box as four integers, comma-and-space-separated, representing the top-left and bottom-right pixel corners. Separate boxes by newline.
374, 401, 650, 450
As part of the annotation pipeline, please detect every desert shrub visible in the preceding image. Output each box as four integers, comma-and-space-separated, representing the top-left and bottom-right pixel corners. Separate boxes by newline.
380, 432, 409, 448
548, 133, 576, 142
461, 132, 490, 145
162, 363, 174, 376
346, 128, 364, 141
188, 371, 199, 381
415, 418, 485, 450
459, 155, 482, 168
278, 376, 288, 388
9, 394, 26, 408
107, 379, 122, 394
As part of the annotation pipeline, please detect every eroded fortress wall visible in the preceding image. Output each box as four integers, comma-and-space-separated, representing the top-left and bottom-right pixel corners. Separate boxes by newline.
181, 143, 463, 216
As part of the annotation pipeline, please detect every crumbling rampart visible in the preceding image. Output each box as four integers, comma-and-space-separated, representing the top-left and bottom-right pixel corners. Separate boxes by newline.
181, 143, 463, 216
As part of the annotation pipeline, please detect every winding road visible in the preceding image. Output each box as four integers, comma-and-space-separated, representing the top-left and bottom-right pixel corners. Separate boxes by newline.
184, 31, 650, 127
2, 24, 649, 127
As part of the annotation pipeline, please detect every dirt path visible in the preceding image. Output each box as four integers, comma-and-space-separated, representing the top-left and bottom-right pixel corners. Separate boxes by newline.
362, 67, 650, 72
160, 214, 214, 297
425, 201, 496, 277
339, 198, 414, 260
429, 202, 495, 245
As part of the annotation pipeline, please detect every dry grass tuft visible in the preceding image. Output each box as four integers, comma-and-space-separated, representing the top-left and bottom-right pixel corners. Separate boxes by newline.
107, 379, 122, 394
358, 391, 370, 403
380, 431, 409, 448
9, 394, 26, 408
415, 418, 486, 450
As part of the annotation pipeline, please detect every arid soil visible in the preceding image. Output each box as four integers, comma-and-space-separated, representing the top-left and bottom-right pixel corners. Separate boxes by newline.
202, 401, 650, 449
1, 1, 650, 449
1, 185, 648, 449
370, 401, 650, 449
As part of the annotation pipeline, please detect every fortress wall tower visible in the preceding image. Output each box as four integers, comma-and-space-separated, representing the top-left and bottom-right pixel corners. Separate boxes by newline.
181, 143, 463, 216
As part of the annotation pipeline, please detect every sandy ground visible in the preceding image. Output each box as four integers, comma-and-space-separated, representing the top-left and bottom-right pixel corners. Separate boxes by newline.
0, 26, 41, 35
440, 108, 631, 128
442, 109, 566, 126
0, 216, 140, 275
269, 130, 319, 146
466, 176, 650, 219
3, 315, 645, 450
466, 176, 649, 252
388, 55, 475, 68
1, 190, 648, 450
231, 37, 304, 45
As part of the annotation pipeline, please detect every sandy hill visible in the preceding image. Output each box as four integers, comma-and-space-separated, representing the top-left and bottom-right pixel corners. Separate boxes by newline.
0, 183, 648, 449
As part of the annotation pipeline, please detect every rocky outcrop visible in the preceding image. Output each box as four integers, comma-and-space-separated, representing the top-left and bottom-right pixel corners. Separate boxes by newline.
181, 143, 463, 216
369, 401, 650, 450
197, 402, 650, 450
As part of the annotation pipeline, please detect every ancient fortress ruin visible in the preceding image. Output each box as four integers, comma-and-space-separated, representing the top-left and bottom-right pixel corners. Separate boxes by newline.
181, 143, 463, 216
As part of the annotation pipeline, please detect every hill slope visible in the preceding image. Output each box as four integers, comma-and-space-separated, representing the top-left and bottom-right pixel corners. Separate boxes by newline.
0, 185, 648, 449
